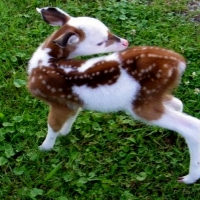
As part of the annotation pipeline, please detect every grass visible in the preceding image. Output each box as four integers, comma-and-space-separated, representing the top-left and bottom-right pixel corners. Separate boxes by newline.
1, 0, 200, 199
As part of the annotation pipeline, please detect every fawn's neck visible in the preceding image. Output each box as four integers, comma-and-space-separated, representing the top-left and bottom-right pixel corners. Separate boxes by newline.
28, 34, 72, 74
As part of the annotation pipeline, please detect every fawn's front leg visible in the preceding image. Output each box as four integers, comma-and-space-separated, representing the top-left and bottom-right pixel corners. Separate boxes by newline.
39, 103, 81, 151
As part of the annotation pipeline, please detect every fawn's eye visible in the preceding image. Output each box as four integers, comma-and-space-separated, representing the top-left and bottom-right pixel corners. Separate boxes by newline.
97, 41, 104, 46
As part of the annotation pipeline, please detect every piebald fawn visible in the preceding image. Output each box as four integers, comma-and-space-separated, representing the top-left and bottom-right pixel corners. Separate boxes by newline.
28, 7, 200, 184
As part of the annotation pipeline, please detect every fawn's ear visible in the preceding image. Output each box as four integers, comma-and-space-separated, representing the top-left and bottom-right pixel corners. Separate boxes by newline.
53, 32, 80, 48
36, 7, 70, 26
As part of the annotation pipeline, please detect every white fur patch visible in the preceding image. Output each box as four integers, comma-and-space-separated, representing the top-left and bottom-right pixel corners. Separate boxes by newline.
59, 66, 74, 73
151, 107, 200, 184
78, 53, 120, 72
28, 45, 51, 74
39, 124, 58, 151
59, 108, 82, 135
67, 17, 127, 58
68, 16, 109, 36
164, 97, 183, 112
72, 69, 140, 112
178, 61, 186, 75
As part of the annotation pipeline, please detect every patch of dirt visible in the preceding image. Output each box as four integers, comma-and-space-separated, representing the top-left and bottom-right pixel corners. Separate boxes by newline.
187, 0, 200, 22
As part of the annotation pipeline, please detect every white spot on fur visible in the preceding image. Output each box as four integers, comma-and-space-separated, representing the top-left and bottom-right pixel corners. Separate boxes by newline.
163, 64, 169, 68
67, 95, 72, 99
142, 86, 147, 91
163, 78, 168, 83
141, 69, 145, 73
141, 47, 147, 50
148, 54, 158, 58
168, 69, 173, 77
146, 90, 151, 94
42, 80, 46, 85
145, 66, 152, 72
131, 71, 136, 75
31, 77, 35, 83
108, 80, 113, 84
33, 89, 45, 97
127, 60, 133, 64
156, 73, 161, 78
170, 56, 177, 60
51, 88, 56, 93
151, 89, 156, 93
109, 68, 115, 72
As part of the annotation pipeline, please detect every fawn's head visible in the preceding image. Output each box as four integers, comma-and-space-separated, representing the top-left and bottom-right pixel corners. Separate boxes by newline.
37, 7, 129, 58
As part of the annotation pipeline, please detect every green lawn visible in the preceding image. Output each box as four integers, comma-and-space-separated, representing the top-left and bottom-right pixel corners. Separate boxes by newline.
1, 0, 200, 199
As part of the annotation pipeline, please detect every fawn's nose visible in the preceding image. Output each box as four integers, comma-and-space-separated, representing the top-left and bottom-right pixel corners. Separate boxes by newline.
121, 39, 129, 47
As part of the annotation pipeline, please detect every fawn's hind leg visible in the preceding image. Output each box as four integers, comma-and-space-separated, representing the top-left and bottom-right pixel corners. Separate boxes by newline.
151, 107, 200, 184
131, 101, 200, 184
39, 103, 81, 151
163, 95, 183, 112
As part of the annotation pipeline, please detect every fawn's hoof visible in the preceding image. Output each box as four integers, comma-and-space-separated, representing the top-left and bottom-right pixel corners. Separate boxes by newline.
178, 174, 199, 184
39, 145, 52, 151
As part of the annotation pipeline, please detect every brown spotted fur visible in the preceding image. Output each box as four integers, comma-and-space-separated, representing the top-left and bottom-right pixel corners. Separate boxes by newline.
28, 46, 186, 122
